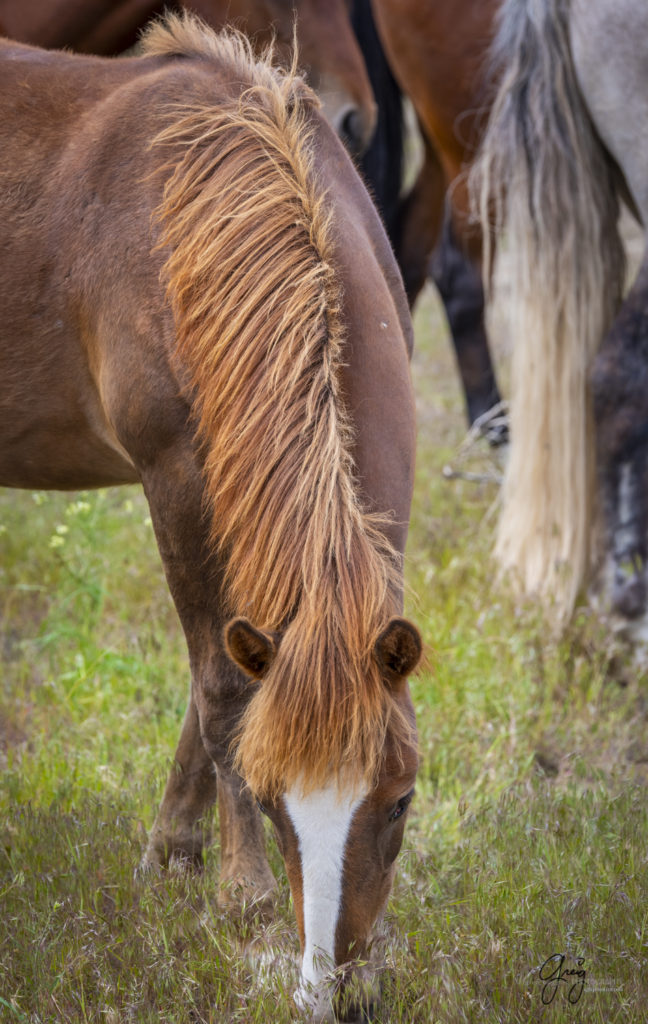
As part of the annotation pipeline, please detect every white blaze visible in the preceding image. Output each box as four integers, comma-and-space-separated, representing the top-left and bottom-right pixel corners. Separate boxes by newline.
284, 782, 367, 1010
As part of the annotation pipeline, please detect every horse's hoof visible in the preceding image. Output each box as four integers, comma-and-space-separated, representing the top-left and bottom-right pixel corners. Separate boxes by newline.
472, 401, 509, 448
168, 849, 205, 874
484, 420, 509, 447
218, 876, 276, 921
134, 856, 161, 881
612, 572, 646, 619
137, 834, 206, 877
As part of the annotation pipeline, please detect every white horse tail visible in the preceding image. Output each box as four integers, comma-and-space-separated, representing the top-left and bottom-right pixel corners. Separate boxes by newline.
472, 0, 625, 621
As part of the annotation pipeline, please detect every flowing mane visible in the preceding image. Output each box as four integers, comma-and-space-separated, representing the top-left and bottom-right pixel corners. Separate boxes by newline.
146, 15, 411, 797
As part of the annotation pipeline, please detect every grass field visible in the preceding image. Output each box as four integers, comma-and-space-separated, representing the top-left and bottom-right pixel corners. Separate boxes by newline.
1, 286, 647, 1023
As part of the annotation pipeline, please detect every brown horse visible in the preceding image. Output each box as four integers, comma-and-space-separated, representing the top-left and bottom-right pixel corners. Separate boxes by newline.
0, 15, 420, 1020
366, 0, 504, 435
0, 0, 376, 154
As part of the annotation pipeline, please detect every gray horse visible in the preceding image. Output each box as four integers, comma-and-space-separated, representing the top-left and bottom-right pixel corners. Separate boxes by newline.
474, 0, 648, 624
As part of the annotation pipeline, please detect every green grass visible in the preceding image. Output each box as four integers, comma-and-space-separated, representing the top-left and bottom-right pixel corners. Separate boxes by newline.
1, 287, 647, 1022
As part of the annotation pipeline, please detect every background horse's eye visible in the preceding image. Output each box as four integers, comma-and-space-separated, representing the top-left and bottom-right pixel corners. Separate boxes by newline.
389, 790, 414, 823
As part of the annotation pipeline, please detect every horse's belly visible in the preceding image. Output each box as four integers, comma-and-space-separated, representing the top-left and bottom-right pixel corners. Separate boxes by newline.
0, 290, 143, 488
0, 399, 140, 491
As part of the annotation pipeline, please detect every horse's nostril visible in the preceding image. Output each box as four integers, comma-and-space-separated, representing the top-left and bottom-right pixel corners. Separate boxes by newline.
334, 981, 380, 1023
359, 999, 379, 1023
336, 1000, 378, 1023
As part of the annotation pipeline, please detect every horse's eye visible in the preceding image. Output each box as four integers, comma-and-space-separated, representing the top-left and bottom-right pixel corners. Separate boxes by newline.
256, 798, 268, 816
388, 789, 415, 823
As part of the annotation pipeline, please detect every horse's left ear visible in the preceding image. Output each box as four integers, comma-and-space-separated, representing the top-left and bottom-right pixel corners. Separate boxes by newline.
374, 618, 422, 681
225, 617, 278, 680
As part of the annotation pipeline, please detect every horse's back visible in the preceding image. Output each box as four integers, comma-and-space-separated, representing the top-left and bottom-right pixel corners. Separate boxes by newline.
0, 29, 413, 533
0, 41, 216, 489
570, 0, 648, 222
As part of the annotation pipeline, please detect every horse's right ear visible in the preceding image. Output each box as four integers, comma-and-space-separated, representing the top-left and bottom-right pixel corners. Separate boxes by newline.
374, 617, 422, 681
225, 618, 277, 680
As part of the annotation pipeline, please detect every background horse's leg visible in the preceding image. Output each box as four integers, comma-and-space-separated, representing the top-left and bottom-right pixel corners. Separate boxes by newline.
138, 447, 276, 907
394, 139, 445, 307
396, 150, 503, 437
352, 0, 404, 241
430, 201, 503, 436
593, 251, 648, 619
368, 0, 503, 435
143, 693, 217, 870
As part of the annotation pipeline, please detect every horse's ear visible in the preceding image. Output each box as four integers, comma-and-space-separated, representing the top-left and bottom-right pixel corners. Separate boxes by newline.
374, 618, 422, 681
225, 618, 277, 680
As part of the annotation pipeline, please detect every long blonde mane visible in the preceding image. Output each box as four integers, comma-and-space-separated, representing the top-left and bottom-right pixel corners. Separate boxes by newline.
146, 15, 411, 797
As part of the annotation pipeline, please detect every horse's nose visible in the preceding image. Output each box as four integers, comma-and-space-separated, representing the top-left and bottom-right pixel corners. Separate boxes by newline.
295, 971, 380, 1022
337, 104, 375, 158
333, 974, 381, 1023
336, 997, 379, 1022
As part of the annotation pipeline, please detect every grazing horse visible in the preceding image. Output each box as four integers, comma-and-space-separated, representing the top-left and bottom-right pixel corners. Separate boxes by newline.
360, 0, 504, 435
0, 16, 421, 1019
474, 0, 648, 623
0, 0, 376, 155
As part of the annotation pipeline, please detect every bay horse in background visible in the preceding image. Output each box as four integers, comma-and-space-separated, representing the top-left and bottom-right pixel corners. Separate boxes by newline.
357, 0, 506, 437
473, 0, 648, 626
0, 0, 376, 156
0, 15, 421, 1020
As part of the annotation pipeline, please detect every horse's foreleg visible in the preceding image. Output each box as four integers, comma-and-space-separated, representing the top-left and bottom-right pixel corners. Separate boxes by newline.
195, 656, 277, 910
142, 693, 217, 870
216, 767, 276, 911
137, 447, 276, 908
592, 252, 648, 619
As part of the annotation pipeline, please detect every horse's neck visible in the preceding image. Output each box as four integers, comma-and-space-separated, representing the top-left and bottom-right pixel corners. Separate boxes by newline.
315, 128, 415, 557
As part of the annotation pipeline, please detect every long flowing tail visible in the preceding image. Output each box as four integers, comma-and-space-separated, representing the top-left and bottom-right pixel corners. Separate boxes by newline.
472, 0, 625, 621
